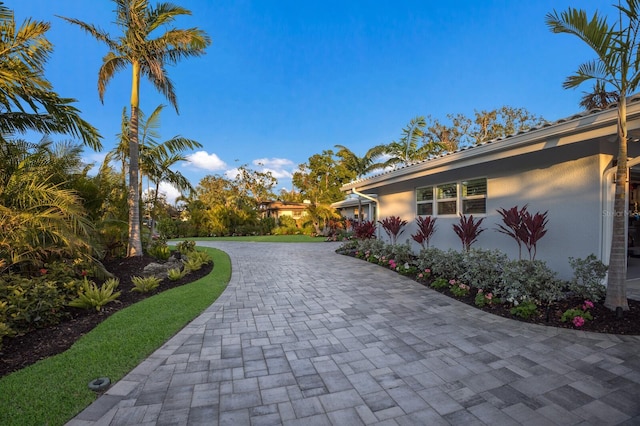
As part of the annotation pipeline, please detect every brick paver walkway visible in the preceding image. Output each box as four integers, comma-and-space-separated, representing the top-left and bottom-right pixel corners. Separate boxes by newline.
68, 242, 640, 425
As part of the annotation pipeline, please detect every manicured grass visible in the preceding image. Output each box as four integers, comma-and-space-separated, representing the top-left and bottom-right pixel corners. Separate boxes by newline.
0, 247, 230, 426
185, 234, 327, 243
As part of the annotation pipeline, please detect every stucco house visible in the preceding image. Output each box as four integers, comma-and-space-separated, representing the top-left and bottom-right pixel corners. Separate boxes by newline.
340, 96, 640, 280
330, 196, 376, 222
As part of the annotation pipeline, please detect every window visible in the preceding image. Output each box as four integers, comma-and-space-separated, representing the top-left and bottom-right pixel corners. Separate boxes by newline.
436, 182, 457, 215
416, 186, 433, 215
462, 178, 487, 214
416, 178, 487, 216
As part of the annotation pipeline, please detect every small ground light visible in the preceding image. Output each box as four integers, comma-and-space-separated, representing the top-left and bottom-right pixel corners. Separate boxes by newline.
88, 377, 110, 392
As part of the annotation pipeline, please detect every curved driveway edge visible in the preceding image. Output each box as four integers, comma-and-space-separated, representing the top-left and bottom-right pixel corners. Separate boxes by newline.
68, 242, 640, 425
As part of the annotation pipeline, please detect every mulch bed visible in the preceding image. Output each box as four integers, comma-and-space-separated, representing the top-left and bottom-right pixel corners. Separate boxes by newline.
0, 255, 212, 378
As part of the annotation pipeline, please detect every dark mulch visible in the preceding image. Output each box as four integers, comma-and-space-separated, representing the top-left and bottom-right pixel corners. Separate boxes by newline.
0, 255, 212, 379
420, 281, 640, 335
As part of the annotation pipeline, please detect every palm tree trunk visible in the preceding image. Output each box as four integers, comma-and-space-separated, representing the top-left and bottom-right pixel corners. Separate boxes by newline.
605, 98, 630, 311
127, 62, 143, 257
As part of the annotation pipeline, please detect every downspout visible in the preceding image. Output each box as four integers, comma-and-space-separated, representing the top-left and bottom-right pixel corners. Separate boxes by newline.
351, 188, 380, 239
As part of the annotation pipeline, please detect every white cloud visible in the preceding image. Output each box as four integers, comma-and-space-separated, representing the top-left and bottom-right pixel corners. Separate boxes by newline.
185, 151, 227, 171
252, 158, 294, 169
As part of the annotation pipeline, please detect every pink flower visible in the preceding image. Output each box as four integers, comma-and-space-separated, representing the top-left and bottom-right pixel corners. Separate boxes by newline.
572, 316, 585, 327
583, 300, 594, 310
418, 273, 424, 278
486, 293, 493, 300
477, 289, 483, 293
40, 268, 47, 275
449, 279, 456, 285
425, 269, 431, 274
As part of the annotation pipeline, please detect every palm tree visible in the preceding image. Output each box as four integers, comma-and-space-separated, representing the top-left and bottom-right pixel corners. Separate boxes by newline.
547, 1, 640, 311
60, 0, 211, 257
382, 116, 445, 168
334, 144, 387, 223
0, 4, 101, 149
580, 80, 619, 110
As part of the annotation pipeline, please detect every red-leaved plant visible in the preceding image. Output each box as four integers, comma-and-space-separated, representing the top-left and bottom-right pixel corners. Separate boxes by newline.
378, 216, 408, 245
496, 205, 548, 260
452, 214, 485, 251
353, 220, 377, 239
411, 216, 437, 248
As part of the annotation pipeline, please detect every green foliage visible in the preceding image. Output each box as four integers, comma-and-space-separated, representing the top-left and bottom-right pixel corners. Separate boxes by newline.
167, 268, 186, 281
387, 242, 415, 265
130, 276, 162, 293
510, 300, 538, 319
68, 278, 121, 311
449, 280, 470, 297
497, 259, 562, 306
561, 308, 593, 323
430, 277, 449, 290
176, 239, 196, 254
460, 249, 509, 291
417, 248, 465, 280
568, 254, 607, 302
147, 236, 170, 260
0, 247, 228, 426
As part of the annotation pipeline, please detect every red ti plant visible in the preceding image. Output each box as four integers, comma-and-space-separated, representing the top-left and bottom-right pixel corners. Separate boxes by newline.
378, 216, 408, 245
411, 216, 437, 248
452, 214, 485, 251
353, 220, 377, 239
496, 205, 548, 260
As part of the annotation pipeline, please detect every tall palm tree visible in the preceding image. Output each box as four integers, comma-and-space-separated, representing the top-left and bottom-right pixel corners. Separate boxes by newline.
60, 0, 211, 257
547, 1, 640, 311
382, 116, 445, 168
0, 4, 100, 149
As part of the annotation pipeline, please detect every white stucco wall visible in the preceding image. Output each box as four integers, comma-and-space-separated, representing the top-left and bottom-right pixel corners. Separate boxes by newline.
374, 148, 610, 280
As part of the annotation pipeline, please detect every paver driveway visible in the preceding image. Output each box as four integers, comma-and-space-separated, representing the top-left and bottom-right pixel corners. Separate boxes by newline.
69, 242, 640, 425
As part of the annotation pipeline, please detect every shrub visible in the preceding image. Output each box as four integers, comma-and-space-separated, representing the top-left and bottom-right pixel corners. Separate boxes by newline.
68, 278, 121, 311
568, 254, 607, 302
453, 214, 485, 251
184, 257, 203, 272
378, 216, 408, 245
460, 249, 509, 291
411, 216, 437, 249
147, 235, 170, 260
430, 277, 449, 290
496, 205, 548, 260
497, 259, 562, 306
176, 240, 197, 254
131, 276, 162, 293
510, 300, 538, 319
449, 280, 471, 297
167, 268, 186, 281
417, 248, 465, 279
387, 242, 415, 265
474, 289, 497, 307
353, 220, 377, 239
356, 238, 387, 259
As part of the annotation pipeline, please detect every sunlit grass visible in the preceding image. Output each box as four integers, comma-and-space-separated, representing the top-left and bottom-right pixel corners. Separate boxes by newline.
184, 234, 327, 243
0, 247, 230, 426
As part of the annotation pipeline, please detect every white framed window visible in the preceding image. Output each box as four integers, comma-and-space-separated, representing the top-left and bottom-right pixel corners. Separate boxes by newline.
416, 177, 487, 216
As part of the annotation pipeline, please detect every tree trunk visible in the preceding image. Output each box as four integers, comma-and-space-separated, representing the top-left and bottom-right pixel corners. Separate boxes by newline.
127, 62, 143, 257
605, 98, 630, 311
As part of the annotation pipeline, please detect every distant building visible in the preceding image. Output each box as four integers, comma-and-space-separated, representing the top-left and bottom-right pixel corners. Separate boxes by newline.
258, 200, 310, 221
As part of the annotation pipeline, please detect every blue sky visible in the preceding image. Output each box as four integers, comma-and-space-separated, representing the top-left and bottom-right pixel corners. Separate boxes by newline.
12, 0, 612, 202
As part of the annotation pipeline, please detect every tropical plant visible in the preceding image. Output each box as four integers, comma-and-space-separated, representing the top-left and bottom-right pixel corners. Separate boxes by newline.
580, 80, 619, 110
411, 216, 437, 248
496, 205, 548, 260
167, 268, 186, 281
568, 254, 608, 302
378, 216, 408, 245
352, 220, 377, 239
68, 278, 121, 311
130, 275, 161, 293
546, 1, 640, 310
452, 214, 485, 251
0, 5, 101, 149
61, 0, 211, 257
381, 116, 445, 167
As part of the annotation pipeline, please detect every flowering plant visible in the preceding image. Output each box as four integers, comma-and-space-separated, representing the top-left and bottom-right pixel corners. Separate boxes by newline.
449, 280, 471, 297
561, 300, 594, 328
417, 269, 431, 281
474, 289, 496, 307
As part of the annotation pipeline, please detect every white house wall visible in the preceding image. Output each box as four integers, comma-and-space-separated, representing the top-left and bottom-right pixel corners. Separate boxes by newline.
375, 144, 612, 280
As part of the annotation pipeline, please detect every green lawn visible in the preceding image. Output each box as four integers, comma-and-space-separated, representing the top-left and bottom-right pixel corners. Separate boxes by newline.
0, 247, 230, 426
184, 234, 327, 243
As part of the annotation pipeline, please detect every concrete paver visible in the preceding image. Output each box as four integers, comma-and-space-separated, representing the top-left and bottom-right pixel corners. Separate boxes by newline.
68, 242, 640, 425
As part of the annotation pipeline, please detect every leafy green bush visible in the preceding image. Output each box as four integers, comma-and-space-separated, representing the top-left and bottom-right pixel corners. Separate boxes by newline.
176, 240, 196, 254
68, 278, 121, 311
568, 254, 607, 302
131, 276, 162, 293
510, 300, 538, 319
430, 277, 449, 290
497, 259, 562, 306
147, 236, 171, 260
167, 268, 186, 281
460, 249, 508, 291
417, 248, 465, 279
